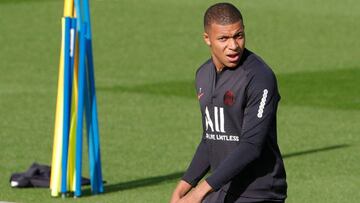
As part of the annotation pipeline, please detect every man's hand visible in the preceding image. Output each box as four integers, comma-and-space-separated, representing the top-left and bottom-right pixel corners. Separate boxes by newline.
176, 189, 202, 203
176, 180, 213, 203
170, 180, 193, 203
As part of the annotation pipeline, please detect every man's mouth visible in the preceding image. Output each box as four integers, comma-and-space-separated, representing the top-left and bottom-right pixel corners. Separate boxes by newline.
226, 53, 240, 63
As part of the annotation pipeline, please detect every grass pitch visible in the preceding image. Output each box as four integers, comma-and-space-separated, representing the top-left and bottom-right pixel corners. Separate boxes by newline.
0, 0, 359, 202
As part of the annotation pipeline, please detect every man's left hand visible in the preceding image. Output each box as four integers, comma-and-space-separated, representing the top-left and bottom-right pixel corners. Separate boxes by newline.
176, 180, 213, 203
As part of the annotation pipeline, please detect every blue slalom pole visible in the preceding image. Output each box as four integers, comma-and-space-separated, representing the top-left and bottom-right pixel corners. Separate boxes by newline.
86, 39, 104, 193
83, 47, 97, 193
61, 17, 72, 196
74, 23, 87, 197
74, 0, 83, 197
74, 0, 82, 31
83, 0, 104, 193
86, 42, 100, 194
83, 0, 92, 39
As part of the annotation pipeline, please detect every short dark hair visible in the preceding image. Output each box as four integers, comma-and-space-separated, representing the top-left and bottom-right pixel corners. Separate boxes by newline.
204, 3, 243, 31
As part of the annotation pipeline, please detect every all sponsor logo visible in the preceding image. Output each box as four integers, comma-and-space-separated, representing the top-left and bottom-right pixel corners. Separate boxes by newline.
205, 106, 225, 133
204, 106, 239, 142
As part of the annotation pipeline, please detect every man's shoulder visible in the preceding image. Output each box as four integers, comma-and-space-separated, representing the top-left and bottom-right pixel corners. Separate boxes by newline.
242, 49, 276, 80
195, 58, 213, 77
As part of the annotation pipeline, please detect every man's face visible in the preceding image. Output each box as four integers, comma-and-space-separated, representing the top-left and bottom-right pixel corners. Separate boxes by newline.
204, 21, 245, 70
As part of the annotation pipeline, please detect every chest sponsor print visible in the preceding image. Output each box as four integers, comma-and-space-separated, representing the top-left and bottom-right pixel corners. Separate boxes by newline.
204, 106, 239, 142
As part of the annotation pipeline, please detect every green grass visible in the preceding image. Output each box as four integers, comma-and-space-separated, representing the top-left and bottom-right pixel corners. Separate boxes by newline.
0, 0, 359, 202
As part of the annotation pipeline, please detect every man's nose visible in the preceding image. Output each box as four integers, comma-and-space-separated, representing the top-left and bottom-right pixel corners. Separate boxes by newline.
228, 38, 239, 50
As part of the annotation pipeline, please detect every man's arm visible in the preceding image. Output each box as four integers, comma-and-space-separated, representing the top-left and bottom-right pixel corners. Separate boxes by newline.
175, 180, 213, 203
170, 139, 210, 202
182, 139, 210, 186
205, 70, 280, 191
170, 180, 192, 203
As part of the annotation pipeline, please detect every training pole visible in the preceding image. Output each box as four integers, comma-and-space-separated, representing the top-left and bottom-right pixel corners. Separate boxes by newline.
51, 0, 103, 197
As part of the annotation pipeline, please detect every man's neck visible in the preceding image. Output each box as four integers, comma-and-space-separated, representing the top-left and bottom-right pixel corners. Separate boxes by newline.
213, 61, 225, 73
216, 67, 224, 73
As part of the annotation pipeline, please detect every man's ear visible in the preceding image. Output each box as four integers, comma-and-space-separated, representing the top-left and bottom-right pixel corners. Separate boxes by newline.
203, 32, 211, 46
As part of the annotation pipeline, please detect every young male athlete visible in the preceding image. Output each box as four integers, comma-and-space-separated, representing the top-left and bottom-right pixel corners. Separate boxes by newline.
170, 3, 287, 203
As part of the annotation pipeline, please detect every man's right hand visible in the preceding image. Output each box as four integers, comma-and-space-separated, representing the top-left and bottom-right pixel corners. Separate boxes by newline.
169, 180, 193, 203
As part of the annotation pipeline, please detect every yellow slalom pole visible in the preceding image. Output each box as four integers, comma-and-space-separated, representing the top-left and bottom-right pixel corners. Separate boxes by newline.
68, 38, 79, 192
64, 0, 74, 17
50, 0, 75, 196
50, 17, 66, 197
51, 0, 79, 196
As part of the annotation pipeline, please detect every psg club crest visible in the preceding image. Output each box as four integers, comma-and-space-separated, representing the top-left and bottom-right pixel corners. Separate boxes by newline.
224, 90, 235, 106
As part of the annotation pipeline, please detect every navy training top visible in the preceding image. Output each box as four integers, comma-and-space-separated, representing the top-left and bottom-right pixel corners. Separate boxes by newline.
182, 49, 287, 201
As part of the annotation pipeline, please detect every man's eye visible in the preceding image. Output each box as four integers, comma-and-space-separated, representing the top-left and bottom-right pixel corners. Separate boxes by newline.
218, 37, 227, 42
236, 34, 244, 39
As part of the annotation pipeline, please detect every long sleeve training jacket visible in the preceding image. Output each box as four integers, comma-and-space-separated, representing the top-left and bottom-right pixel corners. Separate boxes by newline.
182, 49, 287, 201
